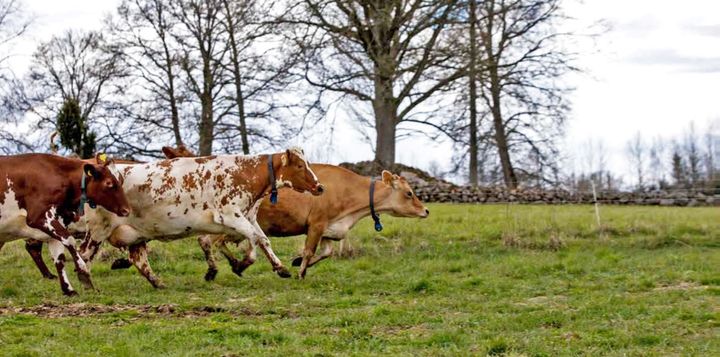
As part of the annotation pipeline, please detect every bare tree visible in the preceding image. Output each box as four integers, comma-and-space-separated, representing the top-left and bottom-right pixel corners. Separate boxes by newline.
4, 30, 124, 154
684, 122, 702, 190
170, 0, 229, 155
470, 0, 575, 189
0, 0, 30, 71
108, 0, 187, 150
626, 131, 646, 191
214, 0, 303, 155
0, 0, 32, 152
648, 136, 667, 189
282, 0, 464, 165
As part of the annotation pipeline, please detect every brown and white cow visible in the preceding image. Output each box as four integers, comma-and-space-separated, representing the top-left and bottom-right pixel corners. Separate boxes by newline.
0, 153, 131, 295
78, 148, 323, 288
161, 144, 429, 279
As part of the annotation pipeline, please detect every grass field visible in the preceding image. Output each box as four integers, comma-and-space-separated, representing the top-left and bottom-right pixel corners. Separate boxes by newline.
0, 204, 718, 356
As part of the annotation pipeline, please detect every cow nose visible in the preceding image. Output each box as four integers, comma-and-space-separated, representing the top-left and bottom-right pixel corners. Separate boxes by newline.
119, 208, 131, 217
425, 209, 430, 216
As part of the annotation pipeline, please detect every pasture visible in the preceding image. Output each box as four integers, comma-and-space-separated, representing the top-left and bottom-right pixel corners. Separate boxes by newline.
0, 204, 718, 356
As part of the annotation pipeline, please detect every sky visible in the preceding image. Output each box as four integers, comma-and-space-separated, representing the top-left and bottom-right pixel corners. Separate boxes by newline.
4, 0, 720, 183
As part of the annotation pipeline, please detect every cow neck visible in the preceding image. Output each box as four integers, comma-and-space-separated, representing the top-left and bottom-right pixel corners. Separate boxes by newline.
369, 179, 382, 231
249, 154, 280, 205
266, 154, 278, 205
67, 163, 90, 219
340, 176, 393, 226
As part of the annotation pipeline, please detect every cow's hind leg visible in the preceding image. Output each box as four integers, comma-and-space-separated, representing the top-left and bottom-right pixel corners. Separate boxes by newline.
47, 240, 76, 296
219, 237, 256, 278
25, 239, 56, 279
128, 242, 165, 289
198, 235, 219, 281
220, 214, 290, 278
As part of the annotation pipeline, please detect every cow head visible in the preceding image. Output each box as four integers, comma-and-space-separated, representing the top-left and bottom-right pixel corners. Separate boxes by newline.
83, 155, 131, 217
380, 170, 429, 218
275, 147, 324, 196
162, 145, 195, 159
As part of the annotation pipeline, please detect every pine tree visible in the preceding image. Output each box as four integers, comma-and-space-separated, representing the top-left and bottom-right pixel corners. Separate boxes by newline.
56, 98, 96, 159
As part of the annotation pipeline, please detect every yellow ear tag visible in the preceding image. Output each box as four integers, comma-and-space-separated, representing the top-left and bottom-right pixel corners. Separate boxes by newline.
86, 170, 93, 177
280, 154, 288, 166
99, 153, 108, 163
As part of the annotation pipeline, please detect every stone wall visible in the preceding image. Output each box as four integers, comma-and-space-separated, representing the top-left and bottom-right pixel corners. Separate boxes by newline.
339, 161, 720, 207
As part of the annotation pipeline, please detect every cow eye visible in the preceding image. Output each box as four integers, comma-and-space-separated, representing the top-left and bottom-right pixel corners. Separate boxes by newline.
406, 191, 413, 198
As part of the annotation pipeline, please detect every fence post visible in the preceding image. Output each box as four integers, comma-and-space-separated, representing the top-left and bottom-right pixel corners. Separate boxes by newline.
591, 180, 602, 230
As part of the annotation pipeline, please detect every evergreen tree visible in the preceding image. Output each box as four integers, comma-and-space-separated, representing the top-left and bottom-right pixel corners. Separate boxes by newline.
56, 98, 96, 159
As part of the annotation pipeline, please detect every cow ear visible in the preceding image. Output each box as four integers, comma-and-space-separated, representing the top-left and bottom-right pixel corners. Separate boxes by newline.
381, 170, 396, 187
281, 149, 290, 166
162, 147, 178, 159
84, 164, 102, 180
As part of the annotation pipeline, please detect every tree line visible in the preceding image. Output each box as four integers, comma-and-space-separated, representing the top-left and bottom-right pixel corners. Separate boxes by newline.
1, 0, 576, 189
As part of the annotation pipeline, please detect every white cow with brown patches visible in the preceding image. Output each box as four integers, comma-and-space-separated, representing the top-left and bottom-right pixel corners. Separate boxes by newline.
79, 148, 323, 287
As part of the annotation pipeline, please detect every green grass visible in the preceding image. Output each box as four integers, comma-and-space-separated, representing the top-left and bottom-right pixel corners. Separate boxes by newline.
0, 204, 718, 356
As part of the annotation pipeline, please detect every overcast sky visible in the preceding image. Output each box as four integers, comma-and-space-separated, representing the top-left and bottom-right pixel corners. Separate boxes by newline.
4, 0, 720, 182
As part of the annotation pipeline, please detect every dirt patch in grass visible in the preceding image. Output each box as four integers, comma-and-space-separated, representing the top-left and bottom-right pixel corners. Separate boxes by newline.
0, 303, 261, 318
653, 282, 709, 292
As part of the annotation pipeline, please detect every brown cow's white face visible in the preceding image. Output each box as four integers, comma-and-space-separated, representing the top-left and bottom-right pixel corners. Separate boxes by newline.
276, 148, 324, 196
381, 170, 429, 218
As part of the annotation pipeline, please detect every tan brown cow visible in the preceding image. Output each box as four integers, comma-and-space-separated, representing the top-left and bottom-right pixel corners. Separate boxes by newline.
159, 146, 429, 279
0, 153, 131, 295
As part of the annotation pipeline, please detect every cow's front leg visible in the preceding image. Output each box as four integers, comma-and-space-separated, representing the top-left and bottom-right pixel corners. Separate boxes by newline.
296, 223, 327, 279
128, 242, 165, 289
222, 214, 290, 278
25, 239, 57, 279
47, 240, 76, 296
292, 237, 334, 270
31, 211, 94, 291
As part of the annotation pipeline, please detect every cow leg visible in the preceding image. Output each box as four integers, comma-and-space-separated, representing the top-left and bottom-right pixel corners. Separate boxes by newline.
128, 242, 165, 289
292, 238, 334, 269
31, 211, 94, 291
79, 235, 103, 263
218, 237, 256, 278
25, 239, 56, 279
221, 214, 290, 278
47, 240, 76, 296
198, 235, 219, 281
297, 223, 327, 279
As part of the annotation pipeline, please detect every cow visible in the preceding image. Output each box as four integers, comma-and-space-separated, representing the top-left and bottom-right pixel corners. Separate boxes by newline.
78, 148, 324, 288
159, 146, 429, 280
0, 153, 131, 295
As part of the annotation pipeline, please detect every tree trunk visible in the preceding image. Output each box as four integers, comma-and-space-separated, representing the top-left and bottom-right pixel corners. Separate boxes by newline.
222, 0, 250, 155
468, 0, 479, 187
198, 59, 214, 156
373, 76, 397, 166
490, 65, 518, 189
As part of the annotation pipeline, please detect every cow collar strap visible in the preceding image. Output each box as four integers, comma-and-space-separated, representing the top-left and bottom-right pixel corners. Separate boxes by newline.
369, 179, 383, 232
267, 154, 278, 205
78, 170, 97, 216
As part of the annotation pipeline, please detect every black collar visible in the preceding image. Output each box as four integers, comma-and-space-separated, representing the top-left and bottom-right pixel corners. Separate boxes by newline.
267, 154, 278, 205
369, 179, 383, 231
78, 170, 97, 216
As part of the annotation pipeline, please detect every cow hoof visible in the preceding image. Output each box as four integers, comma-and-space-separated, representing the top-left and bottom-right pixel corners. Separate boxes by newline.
204, 269, 218, 281
291, 256, 302, 267
43, 274, 57, 280
64, 290, 78, 297
111, 258, 133, 270
275, 267, 292, 278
